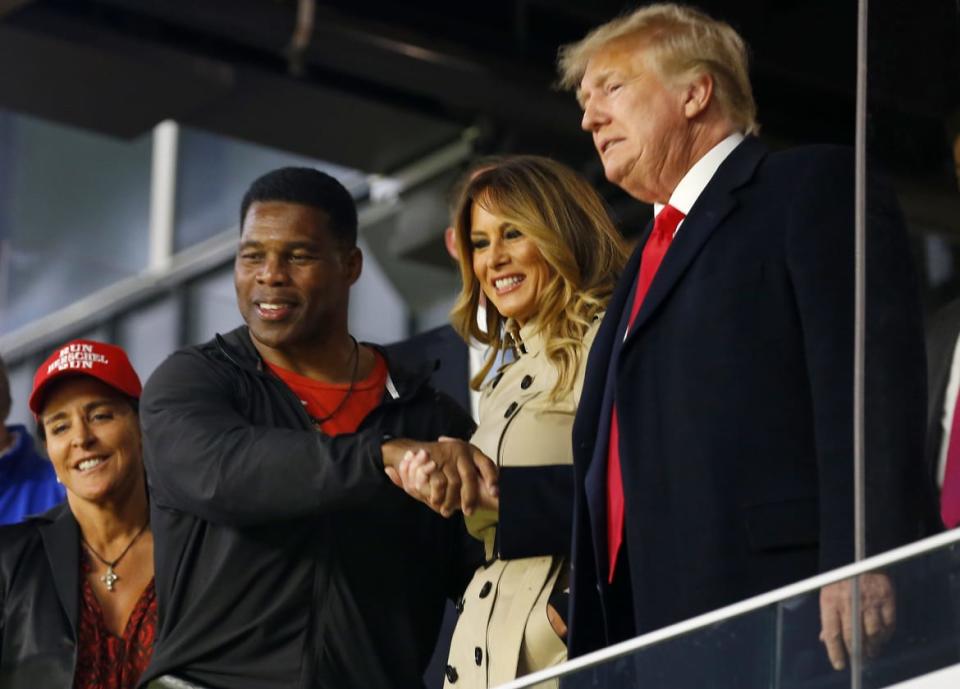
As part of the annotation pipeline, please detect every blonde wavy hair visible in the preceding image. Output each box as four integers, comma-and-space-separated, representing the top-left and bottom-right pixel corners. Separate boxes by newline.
558, 3, 759, 135
450, 155, 627, 400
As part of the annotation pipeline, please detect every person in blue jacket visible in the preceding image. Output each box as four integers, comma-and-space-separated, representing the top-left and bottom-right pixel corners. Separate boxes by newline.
0, 354, 65, 525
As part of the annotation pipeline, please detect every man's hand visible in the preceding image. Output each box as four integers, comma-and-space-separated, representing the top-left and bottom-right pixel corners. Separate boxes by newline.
382, 437, 498, 517
819, 573, 896, 670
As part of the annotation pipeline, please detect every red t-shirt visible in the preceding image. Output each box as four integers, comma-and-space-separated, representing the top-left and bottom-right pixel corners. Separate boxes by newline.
268, 351, 388, 436
73, 556, 157, 689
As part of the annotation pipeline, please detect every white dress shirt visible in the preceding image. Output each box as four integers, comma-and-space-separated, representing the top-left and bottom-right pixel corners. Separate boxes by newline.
654, 131, 745, 236
623, 132, 745, 344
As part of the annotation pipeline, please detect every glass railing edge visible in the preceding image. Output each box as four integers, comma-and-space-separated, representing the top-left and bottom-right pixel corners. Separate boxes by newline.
495, 528, 960, 688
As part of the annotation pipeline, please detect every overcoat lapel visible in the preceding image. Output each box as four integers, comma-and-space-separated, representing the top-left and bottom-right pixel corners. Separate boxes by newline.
576, 240, 648, 585
622, 136, 768, 348
574, 237, 647, 447
38, 505, 81, 636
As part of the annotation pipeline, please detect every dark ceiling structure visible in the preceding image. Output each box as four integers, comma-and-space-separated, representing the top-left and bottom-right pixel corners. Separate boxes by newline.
0, 0, 958, 236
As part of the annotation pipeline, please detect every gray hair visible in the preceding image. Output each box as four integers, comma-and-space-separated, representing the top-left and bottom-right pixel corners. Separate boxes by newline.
558, 3, 759, 135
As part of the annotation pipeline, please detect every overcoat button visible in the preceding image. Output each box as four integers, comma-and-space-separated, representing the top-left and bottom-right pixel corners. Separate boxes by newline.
475, 647, 483, 665
479, 581, 493, 598
504, 402, 518, 418
445, 665, 459, 683
520, 375, 533, 389
491, 372, 504, 389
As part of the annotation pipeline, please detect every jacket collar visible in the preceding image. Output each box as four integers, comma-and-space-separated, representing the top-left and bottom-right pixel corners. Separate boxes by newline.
623, 135, 767, 347
33, 503, 80, 635
505, 319, 546, 359
214, 325, 433, 402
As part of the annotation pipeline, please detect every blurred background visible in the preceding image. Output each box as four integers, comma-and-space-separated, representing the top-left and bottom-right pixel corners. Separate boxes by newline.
0, 0, 957, 429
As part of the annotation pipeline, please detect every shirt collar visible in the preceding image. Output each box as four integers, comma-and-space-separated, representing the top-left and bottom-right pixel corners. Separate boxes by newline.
654, 132, 745, 218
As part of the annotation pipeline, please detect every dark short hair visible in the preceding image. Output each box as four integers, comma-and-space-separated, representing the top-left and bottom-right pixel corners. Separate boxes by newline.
239, 167, 358, 247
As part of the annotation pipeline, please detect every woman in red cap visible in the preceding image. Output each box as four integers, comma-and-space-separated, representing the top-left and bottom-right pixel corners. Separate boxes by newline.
0, 339, 156, 689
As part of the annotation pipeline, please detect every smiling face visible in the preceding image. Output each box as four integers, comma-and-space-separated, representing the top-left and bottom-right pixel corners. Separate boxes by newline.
469, 202, 552, 327
41, 377, 142, 507
235, 201, 361, 360
578, 37, 692, 204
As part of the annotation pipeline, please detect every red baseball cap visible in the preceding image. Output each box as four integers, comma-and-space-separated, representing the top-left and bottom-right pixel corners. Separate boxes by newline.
29, 339, 142, 415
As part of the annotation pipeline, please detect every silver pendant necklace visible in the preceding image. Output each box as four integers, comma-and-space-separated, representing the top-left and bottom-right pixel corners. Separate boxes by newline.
81, 521, 149, 592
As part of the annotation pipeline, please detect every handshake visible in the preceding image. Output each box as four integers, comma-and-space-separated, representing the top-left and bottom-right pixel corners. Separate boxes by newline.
382, 437, 500, 517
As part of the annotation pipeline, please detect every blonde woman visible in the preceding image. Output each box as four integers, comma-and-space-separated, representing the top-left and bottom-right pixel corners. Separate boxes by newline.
395, 156, 626, 687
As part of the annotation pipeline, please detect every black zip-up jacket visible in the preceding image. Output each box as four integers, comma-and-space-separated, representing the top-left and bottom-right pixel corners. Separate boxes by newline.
0, 504, 82, 688
138, 327, 480, 689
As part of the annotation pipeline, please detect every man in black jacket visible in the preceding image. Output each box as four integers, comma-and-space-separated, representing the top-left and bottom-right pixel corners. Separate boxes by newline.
139, 168, 494, 689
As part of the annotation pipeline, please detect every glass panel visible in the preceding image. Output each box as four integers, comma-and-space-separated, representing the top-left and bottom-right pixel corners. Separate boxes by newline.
0, 107, 152, 335
174, 127, 369, 252
186, 266, 244, 345
507, 538, 960, 688
3, 358, 38, 430
115, 295, 182, 383
349, 236, 409, 345
863, 8, 959, 678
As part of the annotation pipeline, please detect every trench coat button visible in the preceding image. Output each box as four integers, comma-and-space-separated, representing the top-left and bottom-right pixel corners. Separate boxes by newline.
475, 647, 483, 665
479, 581, 493, 598
491, 372, 504, 389
445, 665, 459, 683
520, 374, 533, 389
504, 401, 518, 418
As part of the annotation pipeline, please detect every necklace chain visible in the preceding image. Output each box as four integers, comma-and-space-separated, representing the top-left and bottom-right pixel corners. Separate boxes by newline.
81, 520, 149, 593
309, 335, 360, 428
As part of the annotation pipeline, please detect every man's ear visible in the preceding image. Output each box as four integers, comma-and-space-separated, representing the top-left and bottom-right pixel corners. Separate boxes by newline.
682, 71, 714, 120
344, 246, 363, 286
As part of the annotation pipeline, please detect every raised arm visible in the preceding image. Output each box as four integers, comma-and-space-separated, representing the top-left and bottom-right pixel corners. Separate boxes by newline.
141, 349, 389, 526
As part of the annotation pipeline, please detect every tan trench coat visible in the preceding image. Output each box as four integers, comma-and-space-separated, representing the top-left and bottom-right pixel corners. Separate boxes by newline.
443, 318, 600, 689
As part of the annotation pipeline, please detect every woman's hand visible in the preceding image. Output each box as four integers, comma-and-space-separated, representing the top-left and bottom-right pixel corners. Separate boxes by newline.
547, 603, 568, 639
384, 439, 499, 516
386, 447, 436, 501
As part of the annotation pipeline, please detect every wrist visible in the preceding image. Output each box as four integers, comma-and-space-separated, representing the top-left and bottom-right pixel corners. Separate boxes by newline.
380, 437, 418, 469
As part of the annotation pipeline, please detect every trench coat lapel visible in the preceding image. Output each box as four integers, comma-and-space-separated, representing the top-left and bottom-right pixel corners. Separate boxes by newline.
38, 505, 80, 636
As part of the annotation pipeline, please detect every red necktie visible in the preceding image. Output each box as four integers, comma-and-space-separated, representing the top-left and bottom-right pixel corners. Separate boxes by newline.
941, 389, 960, 528
607, 205, 685, 582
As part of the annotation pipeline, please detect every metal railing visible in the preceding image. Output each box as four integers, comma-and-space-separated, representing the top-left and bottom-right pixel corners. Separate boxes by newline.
498, 528, 960, 688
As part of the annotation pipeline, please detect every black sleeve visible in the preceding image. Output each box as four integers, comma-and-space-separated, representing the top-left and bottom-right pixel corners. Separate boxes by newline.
784, 148, 928, 569
496, 465, 574, 560
446, 517, 484, 601
141, 349, 390, 527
